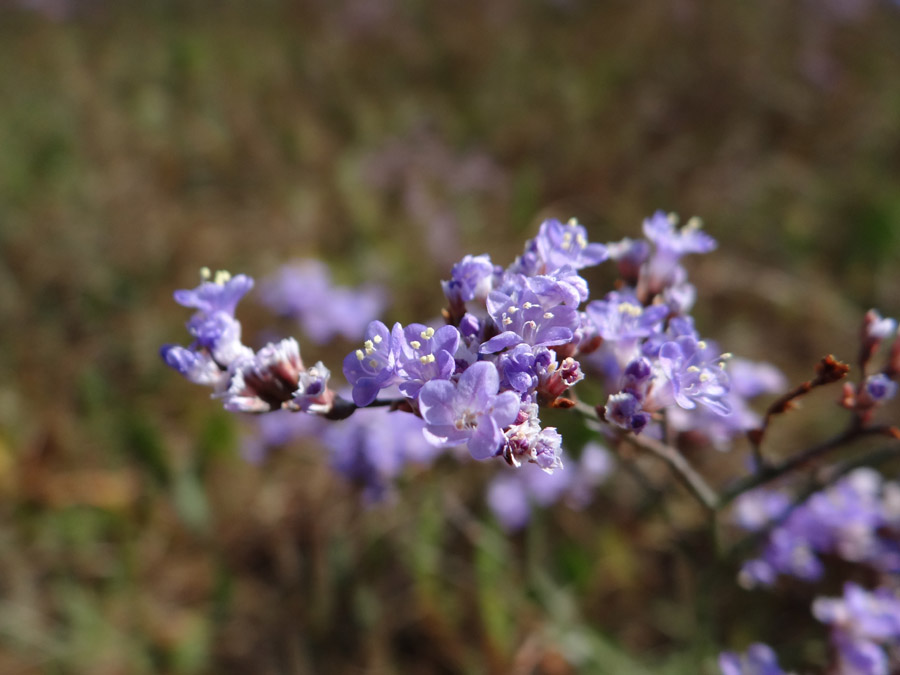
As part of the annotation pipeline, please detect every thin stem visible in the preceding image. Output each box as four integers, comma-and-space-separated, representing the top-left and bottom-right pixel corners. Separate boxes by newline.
720, 423, 900, 507
573, 401, 720, 513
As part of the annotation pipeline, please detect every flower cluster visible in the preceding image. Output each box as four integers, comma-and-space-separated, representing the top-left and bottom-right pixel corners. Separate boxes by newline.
258, 259, 387, 345
487, 442, 613, 531
160, 268, 336, 415
162, 214, 750, 473
733, 468, 900, 588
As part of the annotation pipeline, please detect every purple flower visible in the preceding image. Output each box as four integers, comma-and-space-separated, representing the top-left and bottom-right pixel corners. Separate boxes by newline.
395, 324, 460, 398
159, 345, 229, 388
865, 374, 898, 403
654, 335, 731, 415
259, 260, 387, 344
814, 583, 900, 675
642, 211, 716, 292
324, 408, 444, 503
585, 291, 668, 365
418, 361, 520, 459
163, 270, 255, 382
481, 285, 580, 354
604, 391, 651, 434
173, 270, 254, 316
718, 643, 786, 675
442, 254, 497, 305
342, 321, 401, 406
532, 218, 609, 271
488, 441, 614, 532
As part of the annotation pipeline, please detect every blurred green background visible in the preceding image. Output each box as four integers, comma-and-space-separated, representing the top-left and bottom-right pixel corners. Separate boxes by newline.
1, 1, 900, 673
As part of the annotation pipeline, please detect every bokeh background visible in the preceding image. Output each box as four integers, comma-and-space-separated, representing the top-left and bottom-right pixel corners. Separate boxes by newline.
2, 1, 900, 673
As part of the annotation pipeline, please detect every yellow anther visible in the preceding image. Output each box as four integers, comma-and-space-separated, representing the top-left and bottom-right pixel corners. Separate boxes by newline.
503, 317, 513, 326
410, 340, 421, 349
576, 234, 587, 248
373, 335, 383, 344
214, 270, 232, 285
543, 312, 554, 319
697, 340, 707, 350
720, 352, 733, 360
200, 266, 212, 280
667, 212, 679, 225
562, 232, 573, 247
618, 302, 643, 317
364, 340, 375, 354
700, 373, 711, 382
687, 366, 701, 373
507, 306, 518, 314
420, 327, 435, 340
685, 216, 703, 231
356, 350, 365, 360
523, 302, 534, 309
419, 354, 436, 365
567, 217, 579, 227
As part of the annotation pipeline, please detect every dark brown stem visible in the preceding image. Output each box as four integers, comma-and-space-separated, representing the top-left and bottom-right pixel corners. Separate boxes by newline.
721, 423, 900, 507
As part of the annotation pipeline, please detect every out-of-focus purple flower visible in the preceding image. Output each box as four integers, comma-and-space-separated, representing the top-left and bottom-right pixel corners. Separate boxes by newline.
864, 374, 898, 403
585, 291, 668, 365
532, 218, 609, 271
342, 321, 401, 406
607, 237, 651, 283
604, 391, 651, 434
718, 643, 787, 675
395, 324, 460, 398
163, 270, 255, 381
642, 211, 716, 292
174, 270, 255, 316
418, 361, 520, 459
863, 310, 898, 342
668, 357, 786, 448
259, 260, 387, 344
223, 338, 305, 413
736, 469, 900, 587
487, 441, 613, 532
653, 335, 731, 415
732, 489, 792, 532
241, 409, 326, 464
160, 345, 229, 388
813, 583, 900, 675
324, 408, 445, 503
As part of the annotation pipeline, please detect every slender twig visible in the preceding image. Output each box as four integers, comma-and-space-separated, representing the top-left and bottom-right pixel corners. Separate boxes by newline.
720, 423, 900, 507
572, 400, 720, 512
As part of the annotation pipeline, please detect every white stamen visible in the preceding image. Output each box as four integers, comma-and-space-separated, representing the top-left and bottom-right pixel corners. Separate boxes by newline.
356, 350, 365, 361
410, 340, 421, 349
503, 317, 513, 326
420, 327, 435, 340
419, 354, 436, 364
373, 335, 382, 344
364, 340, 375, 355
543, 312, 554, 319
523, 302, 534, 309
507, 306, 518, 314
